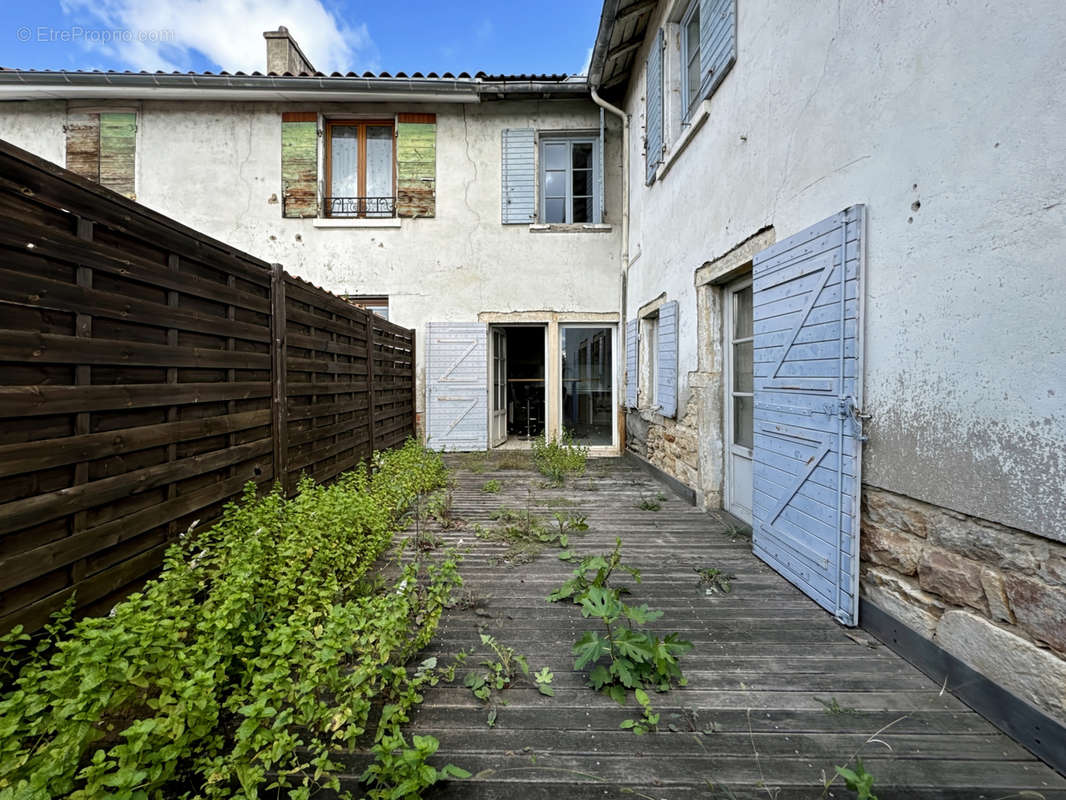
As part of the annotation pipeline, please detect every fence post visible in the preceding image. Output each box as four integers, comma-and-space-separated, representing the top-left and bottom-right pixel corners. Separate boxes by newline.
410, 327, 418, 441
270, 263, 289, 495
366, 311, 377, 455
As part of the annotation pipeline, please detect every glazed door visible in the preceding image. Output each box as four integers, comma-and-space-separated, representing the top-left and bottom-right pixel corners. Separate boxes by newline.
490, 328, 507, 447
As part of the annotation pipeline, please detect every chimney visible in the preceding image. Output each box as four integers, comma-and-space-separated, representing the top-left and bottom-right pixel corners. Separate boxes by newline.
263, 26, 316, 75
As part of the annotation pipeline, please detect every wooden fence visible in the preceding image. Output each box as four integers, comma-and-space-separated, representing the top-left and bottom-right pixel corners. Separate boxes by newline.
0, 140, 415, 634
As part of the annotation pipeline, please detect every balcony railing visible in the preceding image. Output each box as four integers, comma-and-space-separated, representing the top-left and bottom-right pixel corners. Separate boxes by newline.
324, 196, 396, 218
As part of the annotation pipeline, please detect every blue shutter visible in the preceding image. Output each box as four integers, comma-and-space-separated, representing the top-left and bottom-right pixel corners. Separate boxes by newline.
625, 319, 638, 408
656, 301, 678, 417
751, 206, 866, 626
501, 128, 535, 224
699, 0, 736, 101
645, 29, 664, 185
426, 322, 489, 451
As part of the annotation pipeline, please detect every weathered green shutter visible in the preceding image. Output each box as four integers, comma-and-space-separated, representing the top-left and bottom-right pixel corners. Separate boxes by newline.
281, 112, 319, 218
396, 113, 436, 218
99, 112, 137, 199
65, 111, 100, 182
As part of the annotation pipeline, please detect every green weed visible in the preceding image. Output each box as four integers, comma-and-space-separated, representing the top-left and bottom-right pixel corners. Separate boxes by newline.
532, 431, 588, 485
481, 479, 502, 493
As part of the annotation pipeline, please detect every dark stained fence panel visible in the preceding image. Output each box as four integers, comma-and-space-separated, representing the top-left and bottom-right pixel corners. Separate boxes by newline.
0, 139, 415, 634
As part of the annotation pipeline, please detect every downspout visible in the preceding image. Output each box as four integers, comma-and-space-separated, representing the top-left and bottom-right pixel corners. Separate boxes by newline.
590, 87, 630, 452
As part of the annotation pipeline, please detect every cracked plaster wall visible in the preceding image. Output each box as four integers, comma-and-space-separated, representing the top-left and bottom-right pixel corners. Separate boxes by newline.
620, 0, 1066, 542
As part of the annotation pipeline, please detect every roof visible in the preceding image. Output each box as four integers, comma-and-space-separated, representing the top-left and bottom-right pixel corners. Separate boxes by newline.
588, 0, 658, 99
0, 68, 589, 103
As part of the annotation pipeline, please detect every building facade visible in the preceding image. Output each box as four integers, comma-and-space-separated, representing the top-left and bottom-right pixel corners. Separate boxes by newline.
589, 0, 1066, 731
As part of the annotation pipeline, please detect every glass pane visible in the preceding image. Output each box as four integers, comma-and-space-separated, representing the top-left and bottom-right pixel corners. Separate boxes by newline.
572, 196, 590, 223
572, 168, 591, 197
544, 171, 565, 198
544, 142, 568, 170
687, 53, 702, 108
365, 126, 393, 214
561, 326, 613, 446
733, 341, 752, 393
733, 395, 753, 450
544, 197, 565, 223
685, 12, 700, 56
572, 142, 593, 170
330, 126, 359, 199
733, 285, 753, 339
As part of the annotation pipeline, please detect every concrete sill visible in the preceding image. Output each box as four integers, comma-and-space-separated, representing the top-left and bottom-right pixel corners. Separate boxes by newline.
656, 101, 710, 182
312, 217, 402, 229
528, 223, 613, 233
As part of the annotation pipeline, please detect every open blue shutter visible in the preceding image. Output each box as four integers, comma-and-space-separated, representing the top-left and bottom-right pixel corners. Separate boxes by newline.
656, 301, 678, 417
699, 0, 736, 101
501, 128, 535, 224
751, 206, 866, 626
426, 322, 488, 451
625, 319, 638, 408
645, 29, 664, 185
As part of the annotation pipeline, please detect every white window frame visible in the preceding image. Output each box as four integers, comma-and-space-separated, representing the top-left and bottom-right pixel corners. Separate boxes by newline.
538, 134, 602, 224
680, 0, 701, 121
557, 323, 618, 450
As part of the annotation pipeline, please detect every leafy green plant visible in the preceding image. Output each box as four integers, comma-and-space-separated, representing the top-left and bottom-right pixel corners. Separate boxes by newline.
425, 485, 460, 529
817, 696, 858, 715
479, 491, 576, 564
834, 759, 878, 800
461, 634, 551, 725
636, 491, 667, 511
362, 728, 470, 800
481, 479, 502, 493
551, 540, 693, 706
620, 688, 660, 735
0, 440, 464, 800
532, 431, 588, 485
695, 566, 735, 593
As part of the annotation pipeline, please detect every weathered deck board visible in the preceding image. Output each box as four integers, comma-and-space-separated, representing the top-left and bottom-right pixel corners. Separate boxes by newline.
358, 457, 1066, 798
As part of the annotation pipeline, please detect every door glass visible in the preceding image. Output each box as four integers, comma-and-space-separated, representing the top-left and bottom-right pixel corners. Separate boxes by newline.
729, 280, 754, 453
732, 341, 753, 392
733, 395, 753, 449
561, 326, 613, 446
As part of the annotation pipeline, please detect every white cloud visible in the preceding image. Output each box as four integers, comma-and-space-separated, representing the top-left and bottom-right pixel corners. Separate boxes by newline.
58, 0, 377, 74
578, 46, 593, 76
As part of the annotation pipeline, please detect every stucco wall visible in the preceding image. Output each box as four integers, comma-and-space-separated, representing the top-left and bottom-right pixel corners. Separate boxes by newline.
621, 0, 1066, 543
0, 97, 623, 418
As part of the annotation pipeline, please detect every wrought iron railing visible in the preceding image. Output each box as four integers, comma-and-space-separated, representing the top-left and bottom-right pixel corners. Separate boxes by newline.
324, 196, 396, 218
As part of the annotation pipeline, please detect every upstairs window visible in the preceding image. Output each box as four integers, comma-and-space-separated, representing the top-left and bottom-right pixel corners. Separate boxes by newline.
539, 136, 600, 224
325, 120, 395, 218
681, 0, 701, 117
342, 294, 390, 320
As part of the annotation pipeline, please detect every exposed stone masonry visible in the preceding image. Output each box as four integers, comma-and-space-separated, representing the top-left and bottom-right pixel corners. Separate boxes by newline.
625, 393, 700, 489
860, 487, 1066, 724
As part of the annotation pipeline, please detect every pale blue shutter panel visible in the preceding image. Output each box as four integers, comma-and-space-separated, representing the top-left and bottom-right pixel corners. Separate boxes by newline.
501, 128, 535, 224
625, 319, 638, 408
698, 0, 736, 100
426, 322, 489, 451
750, 205, 866, 626
656, 301, 678, 417
645, 29, 664, 185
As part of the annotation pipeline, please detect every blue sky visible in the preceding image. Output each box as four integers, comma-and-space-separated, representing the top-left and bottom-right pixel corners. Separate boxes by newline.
1, 0, 602, 76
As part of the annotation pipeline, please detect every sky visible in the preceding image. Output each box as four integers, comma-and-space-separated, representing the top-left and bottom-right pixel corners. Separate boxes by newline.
0, 0, 602, 76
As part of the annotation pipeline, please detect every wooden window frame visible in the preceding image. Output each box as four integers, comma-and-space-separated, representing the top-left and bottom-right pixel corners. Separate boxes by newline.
324, 119, 396, 218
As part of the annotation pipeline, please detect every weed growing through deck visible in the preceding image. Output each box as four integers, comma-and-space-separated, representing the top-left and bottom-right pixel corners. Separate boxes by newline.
620, 688, 660, 735
532, 431, 588, 485
425, 485, 462, 530
695, 566, 735, 594
462, 634, 552, 726
478, 490, 586, 564
816, 695, 859, 715
636, 490, 668, 511
480, 479, 502, 493
549, 539, 693, 715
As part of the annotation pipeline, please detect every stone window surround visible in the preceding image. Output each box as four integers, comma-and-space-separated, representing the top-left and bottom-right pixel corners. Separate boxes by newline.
636, 292, 667, 412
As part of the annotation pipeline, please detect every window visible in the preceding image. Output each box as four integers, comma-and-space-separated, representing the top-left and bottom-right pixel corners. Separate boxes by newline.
342, 295, 389, 320
325, 120, 395, 218
681, 0, 701, 117
539, 136, 600, 224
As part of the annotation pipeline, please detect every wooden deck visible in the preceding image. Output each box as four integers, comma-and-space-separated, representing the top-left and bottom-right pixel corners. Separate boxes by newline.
391, 457, 1066, 799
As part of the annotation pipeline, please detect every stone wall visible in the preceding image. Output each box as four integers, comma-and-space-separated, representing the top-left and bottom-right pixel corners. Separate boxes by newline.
861, 487, 1066, 724
625, 392, 700, 490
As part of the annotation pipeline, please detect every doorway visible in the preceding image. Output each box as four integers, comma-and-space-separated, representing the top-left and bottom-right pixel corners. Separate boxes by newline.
490, 325, 546, 448
724, 275, 754, 523
561, 325, 614, 446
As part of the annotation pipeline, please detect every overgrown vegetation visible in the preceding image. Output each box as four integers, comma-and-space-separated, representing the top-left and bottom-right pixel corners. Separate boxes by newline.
636, 491, 667, 511
480, 479, 501, 494
531, 432, 588, 485
476, 491, 588, 565
549, 539, 693, 715
0, 441, 467, 800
